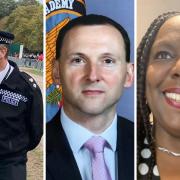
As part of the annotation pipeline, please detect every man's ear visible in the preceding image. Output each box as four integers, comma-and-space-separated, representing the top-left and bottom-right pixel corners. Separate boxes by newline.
52, 60, 61, 85
124, 63, 134, 87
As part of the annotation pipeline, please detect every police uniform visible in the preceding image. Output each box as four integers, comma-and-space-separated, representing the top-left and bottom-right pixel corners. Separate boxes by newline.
0, 31, 43, 180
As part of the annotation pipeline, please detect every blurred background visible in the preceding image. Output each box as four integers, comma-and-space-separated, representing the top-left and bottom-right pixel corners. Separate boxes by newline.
137, 0, 180, 45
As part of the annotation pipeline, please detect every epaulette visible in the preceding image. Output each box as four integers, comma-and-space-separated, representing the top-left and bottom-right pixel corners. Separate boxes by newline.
20, 71, 40, 91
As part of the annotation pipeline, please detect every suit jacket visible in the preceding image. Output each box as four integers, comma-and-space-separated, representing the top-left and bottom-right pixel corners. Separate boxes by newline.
46, 110, 134, 180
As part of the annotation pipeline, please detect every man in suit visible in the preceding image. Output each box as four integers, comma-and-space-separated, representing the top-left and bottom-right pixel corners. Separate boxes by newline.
46, 14, 134, 180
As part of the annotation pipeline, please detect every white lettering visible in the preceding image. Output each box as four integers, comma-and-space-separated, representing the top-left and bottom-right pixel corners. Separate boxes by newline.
46, 4, 50, 14
54, 0, 61, 9
46, 0, 75, 15
68, 0, 74, 9
1, 96, 19, 106
61, 0, 68, 8
49, 1, 56, 11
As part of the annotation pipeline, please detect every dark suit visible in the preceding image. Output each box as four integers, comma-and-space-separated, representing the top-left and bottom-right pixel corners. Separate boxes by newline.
46, 110, 134, 180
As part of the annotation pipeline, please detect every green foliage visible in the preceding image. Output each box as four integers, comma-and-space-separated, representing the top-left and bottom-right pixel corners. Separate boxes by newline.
0, 16, 9, 30
5, 4, 43, 52
17, 0, 39, 6
0, 0, 17, 19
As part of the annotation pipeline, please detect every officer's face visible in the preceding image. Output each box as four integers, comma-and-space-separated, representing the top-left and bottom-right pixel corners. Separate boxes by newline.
0, 45, 7, 61
54, 25, 133, 120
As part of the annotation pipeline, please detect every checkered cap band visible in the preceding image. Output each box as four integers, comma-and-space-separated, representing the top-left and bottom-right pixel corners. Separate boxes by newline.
0, 31, 14, 44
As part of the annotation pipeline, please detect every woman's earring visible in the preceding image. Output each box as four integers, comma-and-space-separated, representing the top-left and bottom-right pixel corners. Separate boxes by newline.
149, 112, 155, 141
149, 112, 153, 125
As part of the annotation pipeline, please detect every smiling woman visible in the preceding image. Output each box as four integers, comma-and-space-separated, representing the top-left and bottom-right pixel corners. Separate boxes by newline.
137, 12, 180, 180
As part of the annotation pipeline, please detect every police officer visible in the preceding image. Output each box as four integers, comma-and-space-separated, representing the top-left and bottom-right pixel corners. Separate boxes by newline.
0, 31, 43, 180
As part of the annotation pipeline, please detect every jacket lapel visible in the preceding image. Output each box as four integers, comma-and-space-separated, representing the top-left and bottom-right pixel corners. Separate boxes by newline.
47, 113, 134, 180
116, 116, 134, 180
46, 110, 82, 180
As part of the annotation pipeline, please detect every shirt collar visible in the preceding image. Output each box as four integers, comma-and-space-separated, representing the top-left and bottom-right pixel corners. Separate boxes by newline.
0, 62, 9, 83
2, 60, 18, 88
61, 108, 117, 153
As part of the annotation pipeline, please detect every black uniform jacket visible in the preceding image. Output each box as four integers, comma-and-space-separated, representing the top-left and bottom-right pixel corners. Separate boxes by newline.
46, 110, 134, 180
0, 61, 43, 161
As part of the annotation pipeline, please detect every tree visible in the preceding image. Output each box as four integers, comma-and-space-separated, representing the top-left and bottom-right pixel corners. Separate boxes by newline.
0, 0, 17, 19
17, 0, 39, 6
0, 16, 9, 29
6, 4, 43, 52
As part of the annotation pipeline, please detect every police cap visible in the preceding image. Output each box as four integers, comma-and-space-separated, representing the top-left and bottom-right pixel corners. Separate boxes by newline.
0, 31, 14, 45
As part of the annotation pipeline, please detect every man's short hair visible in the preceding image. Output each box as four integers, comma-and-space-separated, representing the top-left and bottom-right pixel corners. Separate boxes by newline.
56, 14, 130, 62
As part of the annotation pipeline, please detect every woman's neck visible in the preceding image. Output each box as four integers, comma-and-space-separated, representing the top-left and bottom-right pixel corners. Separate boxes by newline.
155, 129, 180, 153
155, 124, 180, 179
156, 149, 180, 180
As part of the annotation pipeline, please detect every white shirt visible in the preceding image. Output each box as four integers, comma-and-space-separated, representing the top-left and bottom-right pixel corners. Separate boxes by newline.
61, 108, 117, 180
0, 62, 13, 84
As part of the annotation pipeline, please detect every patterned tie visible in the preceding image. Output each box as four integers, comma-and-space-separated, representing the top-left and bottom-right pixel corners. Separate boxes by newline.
84, 136, 112, 180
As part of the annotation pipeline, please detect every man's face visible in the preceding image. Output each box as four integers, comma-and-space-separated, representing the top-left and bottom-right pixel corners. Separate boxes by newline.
55, 25, 133, 118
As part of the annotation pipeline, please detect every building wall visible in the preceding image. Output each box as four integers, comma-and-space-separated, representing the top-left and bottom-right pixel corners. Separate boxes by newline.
137, 0, 180, 45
